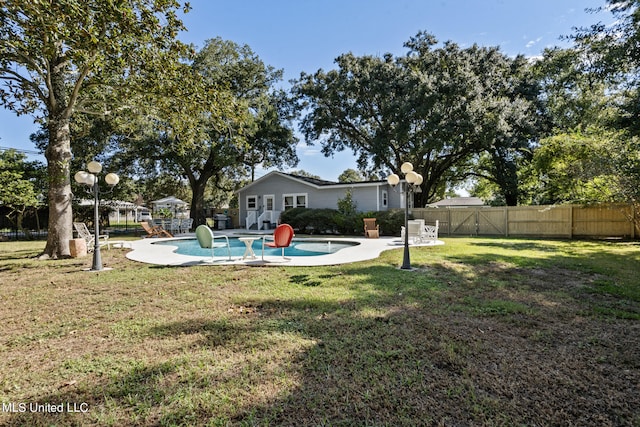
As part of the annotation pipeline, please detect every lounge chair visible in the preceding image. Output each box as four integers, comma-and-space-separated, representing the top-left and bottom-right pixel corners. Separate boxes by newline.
363, 218, 380, 238
262, 223, 294, 261
195, 225, 231, 261
141, 221, 173, 238
73, 222, 109, 252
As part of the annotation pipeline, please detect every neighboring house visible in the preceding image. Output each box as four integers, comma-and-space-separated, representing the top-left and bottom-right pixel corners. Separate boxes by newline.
236, 172, 405, 230
426, 197, 486, 208
77, 199, 142, 224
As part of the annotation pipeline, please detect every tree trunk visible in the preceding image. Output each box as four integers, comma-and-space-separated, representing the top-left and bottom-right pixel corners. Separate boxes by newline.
190, 180, 207, 228
41, 116, 73, 259
15, 210, 33, 240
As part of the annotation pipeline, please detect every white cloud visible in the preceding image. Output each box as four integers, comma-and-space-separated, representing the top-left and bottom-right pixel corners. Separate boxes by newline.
525, 37, 543, 48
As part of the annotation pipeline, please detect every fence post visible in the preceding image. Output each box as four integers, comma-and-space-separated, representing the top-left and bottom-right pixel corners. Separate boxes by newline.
569, 205, 573, 239
632, 203, 636, 239
475, 208, 479, 236
504, 206, 509, 237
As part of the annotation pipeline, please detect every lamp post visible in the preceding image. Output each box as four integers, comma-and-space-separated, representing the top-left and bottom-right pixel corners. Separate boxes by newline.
74, 161, 119, 271
386, 162, 423, 270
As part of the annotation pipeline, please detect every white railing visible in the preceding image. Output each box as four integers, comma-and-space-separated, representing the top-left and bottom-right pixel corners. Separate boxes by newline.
247, 210, 282, 230
257, 210, 281, 229
271, 210, 281, 226
257, 210, 269, 230
245, 211, 257, 229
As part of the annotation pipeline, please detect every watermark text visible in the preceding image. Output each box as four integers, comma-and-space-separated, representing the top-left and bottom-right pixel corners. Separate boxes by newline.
2, 402, 89, 413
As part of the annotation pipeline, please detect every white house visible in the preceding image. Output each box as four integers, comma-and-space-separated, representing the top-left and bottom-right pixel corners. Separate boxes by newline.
235, 172, 406, 230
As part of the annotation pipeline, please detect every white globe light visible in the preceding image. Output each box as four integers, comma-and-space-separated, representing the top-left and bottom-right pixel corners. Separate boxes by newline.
386, 173, 400, 186
401, 162, 413, 174
105, 173, 120, 186
74, 171, 89, 184
84, 174, 96, 186
414, 174, 424, 185
87, 161, 102, 174
406, 171, 418, 184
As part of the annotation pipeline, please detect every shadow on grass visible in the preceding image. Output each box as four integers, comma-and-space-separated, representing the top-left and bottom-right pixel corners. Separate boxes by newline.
3, 243, 640, 426
0, 249, 42, 261
8, 301, 638, 425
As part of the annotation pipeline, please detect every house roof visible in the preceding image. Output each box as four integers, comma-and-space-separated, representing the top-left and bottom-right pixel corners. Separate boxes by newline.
236, 171, 386, 193
280, 172, 336, 186
427, 197, 485, 207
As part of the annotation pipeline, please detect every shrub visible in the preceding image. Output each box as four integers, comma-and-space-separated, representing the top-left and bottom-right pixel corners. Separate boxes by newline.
280, 207, 309, 231
335, 189, 359, 234
301, 209, 339, 234
280, 208, 339, 234
281, 208, 410, 236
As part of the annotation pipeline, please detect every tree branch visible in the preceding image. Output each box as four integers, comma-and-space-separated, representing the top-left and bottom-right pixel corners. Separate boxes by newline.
0, 67, 47, 102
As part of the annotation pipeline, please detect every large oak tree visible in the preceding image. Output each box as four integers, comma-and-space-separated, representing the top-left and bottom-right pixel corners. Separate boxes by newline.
0, 0, 190, 258
119, 38, 298, 226
293, 32, 541, 206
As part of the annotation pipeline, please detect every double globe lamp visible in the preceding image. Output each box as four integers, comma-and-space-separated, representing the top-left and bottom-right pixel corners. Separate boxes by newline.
74, 161, 119, 271
386, 162, 423, 270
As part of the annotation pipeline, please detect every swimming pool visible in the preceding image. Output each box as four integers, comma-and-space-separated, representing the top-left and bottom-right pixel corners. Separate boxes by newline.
154, 237, 360, 258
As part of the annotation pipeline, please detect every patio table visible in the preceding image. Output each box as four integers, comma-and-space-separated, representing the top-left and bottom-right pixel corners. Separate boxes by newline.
238, 236, 261, 260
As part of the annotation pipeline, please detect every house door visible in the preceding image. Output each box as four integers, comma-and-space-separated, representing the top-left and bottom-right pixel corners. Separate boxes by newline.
264, 195, 274, 211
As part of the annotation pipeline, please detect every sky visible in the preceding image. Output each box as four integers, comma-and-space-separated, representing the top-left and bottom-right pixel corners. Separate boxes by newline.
0, 0, 612, 182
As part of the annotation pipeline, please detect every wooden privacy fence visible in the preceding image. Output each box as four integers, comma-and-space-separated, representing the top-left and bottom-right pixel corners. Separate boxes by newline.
409, 204, 639, 238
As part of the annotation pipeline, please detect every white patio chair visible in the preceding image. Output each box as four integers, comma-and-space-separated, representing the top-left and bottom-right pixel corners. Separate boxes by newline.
73, 222, 109, 252
170, 218, 181, 235
180, 218, 193, 233
401, 220, 439, 244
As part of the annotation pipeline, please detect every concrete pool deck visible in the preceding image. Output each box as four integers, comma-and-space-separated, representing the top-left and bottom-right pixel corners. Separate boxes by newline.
125, 229, 445, 267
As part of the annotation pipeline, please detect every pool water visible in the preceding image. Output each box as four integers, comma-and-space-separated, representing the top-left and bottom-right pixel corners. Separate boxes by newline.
154, 237, 359, 258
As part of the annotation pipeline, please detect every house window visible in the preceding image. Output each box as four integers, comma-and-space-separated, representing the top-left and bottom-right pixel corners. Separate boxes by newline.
382, 190, 388, 207
246, 195, 257, 210
283, 193, 308, 210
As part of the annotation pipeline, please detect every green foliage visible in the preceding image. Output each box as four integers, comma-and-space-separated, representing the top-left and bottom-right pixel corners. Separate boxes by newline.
280, 207, 406, 236
0, 150, 42, 234
337, 168, 364, 183
0, 0, 191, 257
361, 209, 408, 236
570, 0, 640, 135
280, 208, 338, 234
293, 32, 542, 206
531, 129, 622, 204
335, 189, 359, 234
533, 47, 616, 133
288, 170, 321, 180
156, 208, 174, 219
116, 37, 298, 226
0, 170, 39, 210
279, 207, 307, 230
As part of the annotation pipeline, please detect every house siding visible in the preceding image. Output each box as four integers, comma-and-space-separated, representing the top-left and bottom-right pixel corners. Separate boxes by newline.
316, 185, 384, 212
237, 172, 398, 228
387, 186, 402, 209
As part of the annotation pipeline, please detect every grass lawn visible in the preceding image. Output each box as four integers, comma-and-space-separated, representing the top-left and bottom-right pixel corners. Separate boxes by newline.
0, 237, 639, 426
